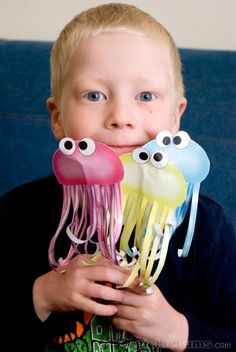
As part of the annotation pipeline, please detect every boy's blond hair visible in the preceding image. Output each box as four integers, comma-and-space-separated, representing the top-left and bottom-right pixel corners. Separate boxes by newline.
50, 3, 185, 104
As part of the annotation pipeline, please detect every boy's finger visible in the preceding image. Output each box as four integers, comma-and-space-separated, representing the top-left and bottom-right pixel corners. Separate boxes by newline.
84, 265, 131, 285
87, 282, 125, 302
81, 297, 118, 316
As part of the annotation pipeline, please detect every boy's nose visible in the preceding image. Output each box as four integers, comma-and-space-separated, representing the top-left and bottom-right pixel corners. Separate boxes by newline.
104, 102, 135, 129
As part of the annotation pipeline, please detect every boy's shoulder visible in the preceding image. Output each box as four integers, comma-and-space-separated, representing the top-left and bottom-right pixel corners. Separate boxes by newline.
173, 192, 235, 260
190, 192, 235, 254
0, 175, 63, 247
0, 174, 60, 201
197, 192, 234, 232
0, 175, 62, 219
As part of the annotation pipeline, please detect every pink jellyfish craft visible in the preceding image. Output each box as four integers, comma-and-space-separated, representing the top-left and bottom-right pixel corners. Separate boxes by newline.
48, 137, 124, 269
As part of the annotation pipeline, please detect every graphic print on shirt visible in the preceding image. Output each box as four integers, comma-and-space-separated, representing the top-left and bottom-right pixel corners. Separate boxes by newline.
46, 312, 161, 351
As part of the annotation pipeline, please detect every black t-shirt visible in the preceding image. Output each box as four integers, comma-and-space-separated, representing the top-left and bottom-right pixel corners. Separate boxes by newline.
1, 175, 235, 351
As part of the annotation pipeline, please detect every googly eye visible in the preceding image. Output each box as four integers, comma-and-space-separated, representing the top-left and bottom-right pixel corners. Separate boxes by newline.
132, 147, 150, 164
59, 137, 76, 155
155, 130, 172, 147
150, 151, 168, 168
173, 131, 190, 149
78, 138, 96, 156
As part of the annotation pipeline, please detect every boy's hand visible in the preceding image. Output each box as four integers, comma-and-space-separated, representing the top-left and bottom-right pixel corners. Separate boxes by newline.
33, 254, 133, 322
112, 285, 189, 352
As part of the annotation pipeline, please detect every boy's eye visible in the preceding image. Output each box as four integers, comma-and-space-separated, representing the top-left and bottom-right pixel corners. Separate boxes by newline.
84, 91, 106, 101
136, 91, 156, 102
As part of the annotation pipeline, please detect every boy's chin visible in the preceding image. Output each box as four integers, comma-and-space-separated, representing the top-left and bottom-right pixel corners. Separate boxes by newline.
110, 146, 137, 156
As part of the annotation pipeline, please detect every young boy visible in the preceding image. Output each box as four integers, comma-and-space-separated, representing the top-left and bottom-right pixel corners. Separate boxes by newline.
1, 3, 235, 352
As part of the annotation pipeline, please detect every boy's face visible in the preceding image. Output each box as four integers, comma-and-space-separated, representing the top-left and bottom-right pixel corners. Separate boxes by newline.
48, 33, 186, 155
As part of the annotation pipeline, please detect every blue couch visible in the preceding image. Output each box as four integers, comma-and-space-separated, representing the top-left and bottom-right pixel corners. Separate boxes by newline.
0, 40, 235, 230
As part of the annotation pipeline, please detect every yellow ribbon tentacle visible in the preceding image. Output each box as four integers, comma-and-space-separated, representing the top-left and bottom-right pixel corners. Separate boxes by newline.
120, 193, 140, 253
134, 197, 151, 249
148, 224, 171, 285
143, 231, 160, 284
148, 209, 174, 285
122, 257, 141, 287
159, 205, 169, 231
139, 201, 159, 278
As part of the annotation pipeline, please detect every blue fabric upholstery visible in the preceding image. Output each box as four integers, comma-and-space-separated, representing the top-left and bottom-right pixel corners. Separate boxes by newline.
0, 40, 235, 230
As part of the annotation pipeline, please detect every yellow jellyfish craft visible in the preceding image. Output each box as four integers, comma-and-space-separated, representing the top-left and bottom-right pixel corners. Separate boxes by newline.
118, 148, 187, 288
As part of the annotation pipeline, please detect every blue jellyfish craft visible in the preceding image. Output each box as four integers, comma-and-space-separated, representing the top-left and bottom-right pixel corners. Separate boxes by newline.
144, 130, 210, 257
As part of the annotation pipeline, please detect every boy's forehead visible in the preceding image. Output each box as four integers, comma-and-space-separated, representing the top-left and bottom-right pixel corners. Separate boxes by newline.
70, 32, 171, 65
64, 45, 174, 101
64, 33, 174, 90
75, 30, 168, 47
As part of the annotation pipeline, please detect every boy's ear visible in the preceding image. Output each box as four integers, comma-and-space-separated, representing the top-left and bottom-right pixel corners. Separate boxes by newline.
46, 97, 65, 141
171, 97, 187, 135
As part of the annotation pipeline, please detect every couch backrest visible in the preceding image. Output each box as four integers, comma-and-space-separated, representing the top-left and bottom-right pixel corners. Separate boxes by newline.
0, 40, 235, 230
